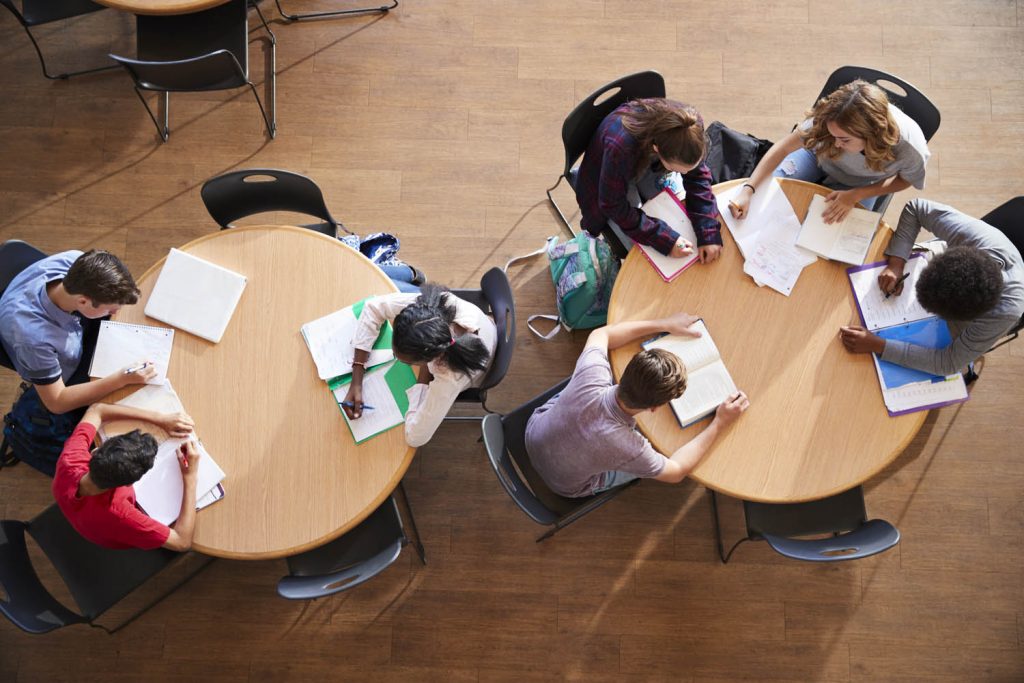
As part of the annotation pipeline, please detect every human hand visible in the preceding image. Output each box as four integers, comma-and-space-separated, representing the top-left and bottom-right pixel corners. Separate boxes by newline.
342, 382, 364, 419
714, 391, 750, 426
671, 237, 694, 258
839, 326, 885, 354
699, 244, 722, 264
821, 190, 858, 224
160, 412, 194, 438
728, 185, 754, 219
122, 362, 157, 385
177, 441, 201, 482
877, 261, 907, 297
660, 312, 702, 338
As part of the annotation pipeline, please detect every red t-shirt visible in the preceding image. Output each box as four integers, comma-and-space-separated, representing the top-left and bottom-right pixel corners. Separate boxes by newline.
51, 423, 170, 550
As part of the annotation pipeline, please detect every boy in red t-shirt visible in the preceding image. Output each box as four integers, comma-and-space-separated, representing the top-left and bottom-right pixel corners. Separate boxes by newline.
52, 402, 201, 551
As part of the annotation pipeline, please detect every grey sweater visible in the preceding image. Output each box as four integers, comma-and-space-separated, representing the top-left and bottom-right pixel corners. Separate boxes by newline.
881, 199, 1024, 375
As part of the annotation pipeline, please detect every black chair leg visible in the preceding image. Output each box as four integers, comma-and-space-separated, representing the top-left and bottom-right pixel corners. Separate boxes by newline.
274, 0, 397, 21
398, 481, 426, 565
545, 174, 579, 240
707, 489, 750, 564
21, 25, 119, 81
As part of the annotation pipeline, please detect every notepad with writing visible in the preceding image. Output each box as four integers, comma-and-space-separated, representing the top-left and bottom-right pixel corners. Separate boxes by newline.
797, 195, 881, 265
89, 320, 173, 385
144, 248, 247, 343
638, 189, 700, 281
329, 360, 418, 444
847, 257, 968, 416
301, 298, 395, 380
642, 320, 738, 428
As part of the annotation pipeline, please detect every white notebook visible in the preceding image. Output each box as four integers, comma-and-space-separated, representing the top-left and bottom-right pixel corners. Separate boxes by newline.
145, 248, 247, 343
638, 190, 700, 281
89, 321, 173, 385
133, 438, 226, 526
796, 195, 881, 265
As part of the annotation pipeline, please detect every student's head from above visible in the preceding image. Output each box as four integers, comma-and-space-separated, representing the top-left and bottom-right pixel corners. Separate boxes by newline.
88, 429, 159, 491
621, 98, 707, 177
63, 249, 140, 318
617, 348, 688, 412
917, 246, 1004, 321
803, 79, 900, 172
392, 283, 491, 377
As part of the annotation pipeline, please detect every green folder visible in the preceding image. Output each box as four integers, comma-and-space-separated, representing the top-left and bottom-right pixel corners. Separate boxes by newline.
328, 360, 418, 444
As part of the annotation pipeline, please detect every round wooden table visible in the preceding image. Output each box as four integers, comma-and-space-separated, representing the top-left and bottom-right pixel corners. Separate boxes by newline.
94, 0, 228, 15
111, 226, 412, 559
608, 179, 926, 503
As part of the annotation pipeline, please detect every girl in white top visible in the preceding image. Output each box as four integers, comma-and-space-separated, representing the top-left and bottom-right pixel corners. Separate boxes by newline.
343, 284, 497, 447
729, 79, 930, 225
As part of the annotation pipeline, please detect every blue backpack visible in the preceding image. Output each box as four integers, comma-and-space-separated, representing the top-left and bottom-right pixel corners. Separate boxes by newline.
1, 383, 84, 476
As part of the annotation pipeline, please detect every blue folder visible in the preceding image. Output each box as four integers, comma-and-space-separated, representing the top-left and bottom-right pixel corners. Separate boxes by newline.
875, 318, 953, 389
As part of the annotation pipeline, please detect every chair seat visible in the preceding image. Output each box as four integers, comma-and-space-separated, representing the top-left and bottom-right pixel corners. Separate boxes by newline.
743, 486, 867, 539
17, 0, 105, 26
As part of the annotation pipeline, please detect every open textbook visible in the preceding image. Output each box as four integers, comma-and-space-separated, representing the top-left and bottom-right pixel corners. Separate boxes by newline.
301, 298, 395, 380
796, 194, 881, 265
642, 320, 738, 428
638, 189, 700, 281
847, 256, 968, 416
329, 359, 418, 444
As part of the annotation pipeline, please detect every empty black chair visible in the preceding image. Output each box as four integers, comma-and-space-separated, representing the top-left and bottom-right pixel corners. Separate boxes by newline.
481, 379, 638, 542
982, 196, 1024, 351
109, 0, 276, 142
0, 240, 47, 371
1, 0, 119, 80
0, 504, 212, 634
546, 70, 666, 258
447, 267, 516, 419
708, 486, 900, 564
813, 66, 941, 216
274, 0, 397, 22
201, 169, 350, 238
277, 485, 424, 600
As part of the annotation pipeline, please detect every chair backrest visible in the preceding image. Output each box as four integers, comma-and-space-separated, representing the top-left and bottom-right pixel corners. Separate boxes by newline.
200, 169, 340, 235
815, 66, 941, 142
475, 267, 516, 392
559, 71, 666, 177
4, 0, 105, 27
762, 519, 901, 562
109, 50, 246, 93
278, 496, 406, 599
981, 196, 1024, 255
0, 240, 47, 371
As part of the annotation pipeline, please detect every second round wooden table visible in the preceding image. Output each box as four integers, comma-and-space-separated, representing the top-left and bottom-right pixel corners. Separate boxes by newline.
608, 179, 926, 503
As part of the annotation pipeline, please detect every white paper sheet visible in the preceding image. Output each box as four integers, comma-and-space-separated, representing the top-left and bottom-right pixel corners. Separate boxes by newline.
301, 306, 394, 380
89, 321, 173, 385
133, 439, 226, 526
333, 363, 406, 443
849, 256, 931, 331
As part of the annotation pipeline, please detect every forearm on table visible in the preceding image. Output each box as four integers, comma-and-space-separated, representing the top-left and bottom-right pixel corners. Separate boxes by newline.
169, 481, 198, 549
668, 419, 721, 473
597, 318, 679, 351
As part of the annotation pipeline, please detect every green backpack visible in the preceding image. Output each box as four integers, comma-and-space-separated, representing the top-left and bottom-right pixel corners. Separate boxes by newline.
510, 232, 620, 339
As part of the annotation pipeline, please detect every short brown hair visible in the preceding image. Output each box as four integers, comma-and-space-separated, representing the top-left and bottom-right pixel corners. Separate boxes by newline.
618, 348, 688, 410
621, 98, 707, 177
62, 250, 139, 305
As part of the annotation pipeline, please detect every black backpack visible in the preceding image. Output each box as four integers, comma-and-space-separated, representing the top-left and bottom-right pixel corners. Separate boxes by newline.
1, 383, 84, 477
704, 121, 775, 184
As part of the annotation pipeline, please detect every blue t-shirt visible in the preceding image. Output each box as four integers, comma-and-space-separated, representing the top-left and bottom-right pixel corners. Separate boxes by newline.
0, 250, 84, 385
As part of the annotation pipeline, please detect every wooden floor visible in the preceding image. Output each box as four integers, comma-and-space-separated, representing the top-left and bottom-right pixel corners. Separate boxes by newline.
1, 1, 1023, 681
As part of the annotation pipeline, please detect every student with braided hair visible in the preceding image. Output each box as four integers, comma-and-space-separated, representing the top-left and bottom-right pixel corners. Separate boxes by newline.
342, 284, 496, 447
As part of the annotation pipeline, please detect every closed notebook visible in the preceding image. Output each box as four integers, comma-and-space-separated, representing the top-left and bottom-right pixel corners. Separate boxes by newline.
145, 248, 247, 343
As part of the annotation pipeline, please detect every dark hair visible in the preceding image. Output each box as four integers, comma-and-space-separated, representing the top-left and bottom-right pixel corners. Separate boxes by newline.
392, 284, 491, 378
618, 348, 688, 410
63, 250, 140, 306
89, 429, 158, 489
916, 246, 1004, 320
620, 98, 707, 177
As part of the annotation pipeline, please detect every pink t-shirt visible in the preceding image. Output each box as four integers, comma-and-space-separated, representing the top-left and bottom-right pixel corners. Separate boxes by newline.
52, 423, 170, 550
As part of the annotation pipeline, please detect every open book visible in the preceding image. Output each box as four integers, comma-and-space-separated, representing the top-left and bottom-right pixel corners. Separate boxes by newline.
329, 359, 418, 444
638, 190, 699, 281
847, 257, 968, 416
642, 320, 738, 428
89, 321, 173, 385
797, 194, 881, 266
301, 298, 395, 380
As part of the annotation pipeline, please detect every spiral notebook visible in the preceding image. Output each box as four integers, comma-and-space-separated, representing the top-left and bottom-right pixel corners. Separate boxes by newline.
89, 320, 174, 385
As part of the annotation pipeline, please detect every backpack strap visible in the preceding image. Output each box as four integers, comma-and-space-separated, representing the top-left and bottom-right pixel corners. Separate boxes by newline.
503, 237, 555, 273
526, 314, 562, 340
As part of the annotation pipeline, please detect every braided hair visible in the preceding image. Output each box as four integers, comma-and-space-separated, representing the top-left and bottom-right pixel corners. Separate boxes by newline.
392, 284, 491, 377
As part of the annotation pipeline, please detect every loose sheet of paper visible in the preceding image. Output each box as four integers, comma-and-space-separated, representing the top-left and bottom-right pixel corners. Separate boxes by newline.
89, 321, 173, 385
301, 306, 394, 380
849, 256, 930, 331
133, 439, 226, 526
334, 363, 406, 443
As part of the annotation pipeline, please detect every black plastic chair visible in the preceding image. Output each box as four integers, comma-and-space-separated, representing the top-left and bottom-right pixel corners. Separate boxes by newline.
0, 240, 47, 371
277, 484, 424, 600
481, 378, 639, 542
1, 0, 119, 80
981, 196, 1024, 351
200, 169, 350, 238
708, 486, 900, 564
274, 0, 397, 22
813, 66, 941, 216
546, 70, 666, 257
446, 267, 517, 419
108, 0, 276, 142
0, 504, 213, 634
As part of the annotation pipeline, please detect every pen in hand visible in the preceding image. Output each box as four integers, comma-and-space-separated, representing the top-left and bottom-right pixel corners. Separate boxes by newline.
884, 272, 911, 299
124, 362, 150, 374
340, 401, 375, 411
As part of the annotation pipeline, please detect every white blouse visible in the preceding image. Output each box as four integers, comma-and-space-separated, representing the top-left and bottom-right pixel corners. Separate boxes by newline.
351, 292, 497, 447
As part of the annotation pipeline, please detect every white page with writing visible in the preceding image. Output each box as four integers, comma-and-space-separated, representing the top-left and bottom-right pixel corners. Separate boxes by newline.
797, 195, 880, 265
644, 321, 719, 372
89, 321, 173, 385
301, 306, 394, 380
716, 178, 802, 258
334, 364, 405, 443
133, 439, 226, 526
850, 256, 931, 331
670, 362, 738, 426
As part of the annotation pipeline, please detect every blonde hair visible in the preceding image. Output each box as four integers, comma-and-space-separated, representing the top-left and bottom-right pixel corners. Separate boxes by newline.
618, 348, 688, 410
801, 80, 900, 172
621, 98, 707, 177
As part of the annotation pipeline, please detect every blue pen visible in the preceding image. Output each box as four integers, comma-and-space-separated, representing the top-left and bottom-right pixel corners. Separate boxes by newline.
340, 401, 375, 411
